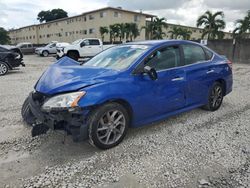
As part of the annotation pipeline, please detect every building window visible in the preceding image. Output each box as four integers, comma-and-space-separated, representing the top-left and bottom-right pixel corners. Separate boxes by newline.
114, 12, 121, 18
84, 30, 87, 35
33, 35, 35, 39
83, 16, 87, 21
76, 31, 79, 34
100, 12, 106, 18
89, 28, 95, 34
134, 15, 140, 22
89, 15, 94, 20
65, 32, 68, 36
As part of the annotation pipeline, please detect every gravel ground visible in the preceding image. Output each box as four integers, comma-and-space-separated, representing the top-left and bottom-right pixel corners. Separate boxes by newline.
0, 55, 249, 188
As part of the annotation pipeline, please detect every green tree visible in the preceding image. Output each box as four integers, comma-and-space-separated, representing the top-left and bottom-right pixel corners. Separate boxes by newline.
233, 10, 250, 39
142, 17, 168, 40
128, 23, 140, 41
0, 27, 10, 45
168, 27, 192, 40
99, 26, 109, 42
168, 26, 181, 39
37, 9, 68, 23
197, 10, 226, 39
179, 28, 192, 40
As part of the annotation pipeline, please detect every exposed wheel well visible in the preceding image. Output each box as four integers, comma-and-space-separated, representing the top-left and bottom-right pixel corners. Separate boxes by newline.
215, 79, 226, 96
67, 50, 79, 57
105, 99, 133, 126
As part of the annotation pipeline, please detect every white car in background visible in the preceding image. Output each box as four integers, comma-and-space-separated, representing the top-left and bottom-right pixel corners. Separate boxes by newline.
35, 42, 69, 57
56, 38, 114, 61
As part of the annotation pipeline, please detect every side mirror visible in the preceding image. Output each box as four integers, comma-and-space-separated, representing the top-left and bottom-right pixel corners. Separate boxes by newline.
144, 66, 158, 81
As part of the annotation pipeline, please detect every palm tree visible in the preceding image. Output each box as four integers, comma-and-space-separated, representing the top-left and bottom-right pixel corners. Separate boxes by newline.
109, 24, 120, 43
168, 27, 192, 40
233, 10, 250, 39
142, 17, 168, 40
168, 26, 181, 39
197, 10, 226, 39
179, 28, 192, 40
128, 23, 140, 41
152, 17, 168, 39
99, 26, 109, 42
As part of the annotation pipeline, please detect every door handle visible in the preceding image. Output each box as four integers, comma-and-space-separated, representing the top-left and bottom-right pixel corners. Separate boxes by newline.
206, 69, 214, 74
171, 77, 184, 81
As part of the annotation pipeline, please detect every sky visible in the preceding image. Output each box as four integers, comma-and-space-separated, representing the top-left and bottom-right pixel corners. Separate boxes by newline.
0, 0, 250, 32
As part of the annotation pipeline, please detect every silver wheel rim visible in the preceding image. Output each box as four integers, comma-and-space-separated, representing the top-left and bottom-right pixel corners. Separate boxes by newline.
210, 85, 223, 108
97, 110, 126, 145
0, 63, 7, 75
43, 51, 48, 56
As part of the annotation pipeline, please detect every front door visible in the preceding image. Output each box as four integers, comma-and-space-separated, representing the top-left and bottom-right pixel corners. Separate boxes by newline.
133, 45, 186, 124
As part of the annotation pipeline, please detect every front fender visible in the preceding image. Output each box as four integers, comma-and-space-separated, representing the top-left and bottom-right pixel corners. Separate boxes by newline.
78, 80, 133, 108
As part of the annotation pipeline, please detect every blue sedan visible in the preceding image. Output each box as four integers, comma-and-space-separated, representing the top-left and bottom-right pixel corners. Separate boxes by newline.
22, 40, 233, 149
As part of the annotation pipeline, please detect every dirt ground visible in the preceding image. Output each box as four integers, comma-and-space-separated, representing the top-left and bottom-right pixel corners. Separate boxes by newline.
0, 55, 249, 188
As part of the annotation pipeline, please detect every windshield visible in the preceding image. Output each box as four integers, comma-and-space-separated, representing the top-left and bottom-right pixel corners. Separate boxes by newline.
72, 39, 82, 45
83, 45, 149, 71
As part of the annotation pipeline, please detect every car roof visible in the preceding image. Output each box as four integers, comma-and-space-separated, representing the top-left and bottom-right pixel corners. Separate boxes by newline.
128, 40, 201, 47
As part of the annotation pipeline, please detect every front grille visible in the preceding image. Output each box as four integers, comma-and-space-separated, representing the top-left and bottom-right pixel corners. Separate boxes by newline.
32, 91, 48, 106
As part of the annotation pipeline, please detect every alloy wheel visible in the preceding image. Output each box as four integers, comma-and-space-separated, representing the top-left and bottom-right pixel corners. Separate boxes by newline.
210, 85, 223, 109
96, 110, 126, 145
0, 63, 8, 75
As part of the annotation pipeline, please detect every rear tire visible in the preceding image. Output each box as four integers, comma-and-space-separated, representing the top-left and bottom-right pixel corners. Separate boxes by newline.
67, 51, 79, 61
203, 82, 224, 111
0, 62, 9, 76
21, 97, 36, 125
88, 102, 129, 150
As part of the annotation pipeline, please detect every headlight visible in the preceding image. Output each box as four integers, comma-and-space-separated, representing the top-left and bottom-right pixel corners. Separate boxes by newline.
42, 91, 86, 112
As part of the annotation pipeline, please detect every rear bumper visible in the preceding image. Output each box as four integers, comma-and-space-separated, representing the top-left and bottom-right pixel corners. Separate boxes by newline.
28, 92, 89, 141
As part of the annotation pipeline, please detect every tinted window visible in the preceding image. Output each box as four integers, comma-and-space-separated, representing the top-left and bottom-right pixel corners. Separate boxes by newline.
182, 44, 206, 65
146, 46, 181, 71
89, 40, 100, 45
204, 48, 214, 60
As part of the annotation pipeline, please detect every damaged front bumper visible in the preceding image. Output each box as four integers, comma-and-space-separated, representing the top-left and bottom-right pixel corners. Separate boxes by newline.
28, 92, 89, 141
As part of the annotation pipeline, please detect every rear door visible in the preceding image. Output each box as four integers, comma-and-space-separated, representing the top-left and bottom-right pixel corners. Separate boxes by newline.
181, 44, 213, 106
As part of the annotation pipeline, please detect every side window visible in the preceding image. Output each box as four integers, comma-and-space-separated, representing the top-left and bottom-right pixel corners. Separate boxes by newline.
204, 48, 214, 60
145, 46, 181, 71
20, 45, 27, 49
89, 39, 100, 45
81, 40, 90, 46
182, 44, 206, 65
50, 43, 56, 47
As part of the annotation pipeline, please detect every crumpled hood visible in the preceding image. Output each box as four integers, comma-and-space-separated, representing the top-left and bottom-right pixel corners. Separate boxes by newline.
35, 57, 119, 95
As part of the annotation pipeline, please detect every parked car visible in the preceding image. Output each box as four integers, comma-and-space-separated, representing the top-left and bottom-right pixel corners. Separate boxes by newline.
35, 41, 58, 57
16, 42, 35, 54
21, 40, 233, 149
0, 45, 25, 76
56, 38, 114, 61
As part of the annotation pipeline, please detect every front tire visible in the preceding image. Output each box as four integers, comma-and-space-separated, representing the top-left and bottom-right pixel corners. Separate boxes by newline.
21, 97, 36, 125
88, 102, 129, 150
203, 82, 224, 111
42, 50, 49, 57
0, 62, 9, 76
